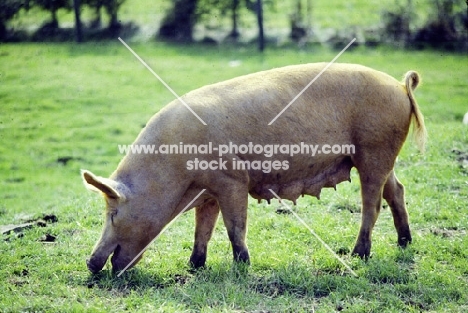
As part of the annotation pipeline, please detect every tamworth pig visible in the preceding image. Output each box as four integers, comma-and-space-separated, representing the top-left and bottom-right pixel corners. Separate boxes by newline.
82, 63, 426, 273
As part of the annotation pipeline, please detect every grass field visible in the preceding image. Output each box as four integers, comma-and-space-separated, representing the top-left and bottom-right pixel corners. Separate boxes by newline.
1, 40, 467, 312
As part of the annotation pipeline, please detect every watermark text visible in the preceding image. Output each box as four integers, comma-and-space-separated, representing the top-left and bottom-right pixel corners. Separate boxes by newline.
118, 142, 355, 158
118, 142, 355, 174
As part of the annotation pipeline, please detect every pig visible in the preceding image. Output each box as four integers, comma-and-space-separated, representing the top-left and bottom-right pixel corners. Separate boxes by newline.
82, 63, 426, 274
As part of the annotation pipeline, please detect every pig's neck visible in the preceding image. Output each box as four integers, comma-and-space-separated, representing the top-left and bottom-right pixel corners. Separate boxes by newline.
111, 145, 192, 218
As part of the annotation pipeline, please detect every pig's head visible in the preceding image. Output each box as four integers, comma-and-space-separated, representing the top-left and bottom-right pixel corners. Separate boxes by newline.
81, 170, 156, 274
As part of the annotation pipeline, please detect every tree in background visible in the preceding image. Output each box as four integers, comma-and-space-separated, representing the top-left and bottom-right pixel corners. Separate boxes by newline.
290, 0, 312, 42
383, 0, 467, 49
102, 0, 126, 30
159, 0, 271, 42
33, 0, 72, 28
230, 0, 240, 38
158, 0, 198, 41
414, 0, 466, 49
197, 0, 241, 39
0, 0, 29, 39
382, 0, 414, 43
81, 0, 125, 30
82, 0, 103, 28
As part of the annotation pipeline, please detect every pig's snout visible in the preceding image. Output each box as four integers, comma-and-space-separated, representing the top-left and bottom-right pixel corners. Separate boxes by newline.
87, 245, 119, 274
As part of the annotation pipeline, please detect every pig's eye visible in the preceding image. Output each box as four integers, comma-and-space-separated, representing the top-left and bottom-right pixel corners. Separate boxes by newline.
110, 213, 116, 226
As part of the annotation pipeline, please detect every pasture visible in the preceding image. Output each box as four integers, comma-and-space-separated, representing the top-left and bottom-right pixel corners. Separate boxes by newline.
0, 41, 467, 312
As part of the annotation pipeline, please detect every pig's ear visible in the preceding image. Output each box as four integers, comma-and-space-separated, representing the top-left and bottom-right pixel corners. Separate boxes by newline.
81, 169, 123, 200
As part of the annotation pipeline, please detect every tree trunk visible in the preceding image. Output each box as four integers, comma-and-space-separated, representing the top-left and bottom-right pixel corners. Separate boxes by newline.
158, 0, 198, 42
90, 6, 102, 29
0, 22, 7, 41
229, 0, 240, 39
73, 0, 83, 42
51, 9, 59, 28
256, 0, 264, 52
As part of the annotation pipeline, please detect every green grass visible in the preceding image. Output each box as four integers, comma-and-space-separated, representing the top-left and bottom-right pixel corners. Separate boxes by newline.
1, 42, 467, 312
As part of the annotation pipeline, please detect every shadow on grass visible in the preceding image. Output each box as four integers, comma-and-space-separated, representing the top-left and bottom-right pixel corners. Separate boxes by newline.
364, 247, 416, 285
79, 247, 465, 311
84, 262, 248, 291
83, 260, 360, 299
85, 268, 184, 293
76, 246, 464, 311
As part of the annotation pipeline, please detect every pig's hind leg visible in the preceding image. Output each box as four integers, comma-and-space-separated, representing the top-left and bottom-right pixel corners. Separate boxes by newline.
383, 170, 412, 247
352, 150, 396, 258
190, 199, 220, 268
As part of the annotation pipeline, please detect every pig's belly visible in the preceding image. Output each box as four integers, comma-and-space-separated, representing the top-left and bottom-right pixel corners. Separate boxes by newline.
248, 156, 354, 204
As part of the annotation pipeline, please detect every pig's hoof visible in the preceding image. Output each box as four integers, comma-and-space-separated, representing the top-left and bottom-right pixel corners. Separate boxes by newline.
397, 235, 412, 247
189, 260, 206, 269
233, 251, 250, 265
351, 245, 371, 260
189, 254, 206, 269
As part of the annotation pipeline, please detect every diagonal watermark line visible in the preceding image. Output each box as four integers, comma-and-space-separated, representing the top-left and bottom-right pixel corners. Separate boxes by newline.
268, 38, 356, 125
118, 37, 207, 126
117, 188, 206, 277
268, 189, 358, 277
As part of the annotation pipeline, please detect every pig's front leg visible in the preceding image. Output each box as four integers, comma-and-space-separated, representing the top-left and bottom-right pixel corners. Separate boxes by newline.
218, 183, 250, 265
189, 199, 220, 268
